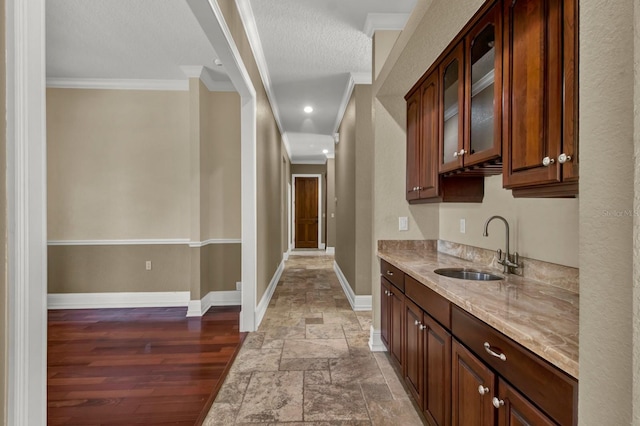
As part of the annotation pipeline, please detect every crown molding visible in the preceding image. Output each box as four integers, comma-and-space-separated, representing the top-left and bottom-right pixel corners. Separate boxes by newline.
282, 133, 294, 162
181, 66, 237, 92
351, 72, 372, 85
235, 0, 285, 136
46, 78, 189, 91
333, 75, 356, 134
363, 13, 411, 37
291, 159, 328, 165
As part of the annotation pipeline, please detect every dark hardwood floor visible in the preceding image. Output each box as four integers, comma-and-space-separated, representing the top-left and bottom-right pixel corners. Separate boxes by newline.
48, 306, 245, 426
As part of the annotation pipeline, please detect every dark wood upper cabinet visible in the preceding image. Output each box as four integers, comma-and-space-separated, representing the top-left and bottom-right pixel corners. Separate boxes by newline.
406, 0, 578, 200
464, 5, 503, 169
439, 42, 466, 174
502, 0, 578, 197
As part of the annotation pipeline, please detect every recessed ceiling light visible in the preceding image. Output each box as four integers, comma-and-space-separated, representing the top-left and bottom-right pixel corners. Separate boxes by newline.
213, 58, 223, 66
304, 106, 313, 113
322, 149, 329, 154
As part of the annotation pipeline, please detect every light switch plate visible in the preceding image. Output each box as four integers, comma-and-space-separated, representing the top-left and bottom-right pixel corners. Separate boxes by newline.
399, 216, 409, 231
459, 219, 466, 234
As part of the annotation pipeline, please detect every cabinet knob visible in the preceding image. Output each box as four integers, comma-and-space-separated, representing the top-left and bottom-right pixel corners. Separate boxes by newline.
419, 324, 427, 330
478, 385, 490, 395
386, 271, 394, 276
492, 397, 505, 408
453, 149, 466, 158
542, 156, 555, 166
414, 320, 420, 326
558, 153, 572, 164
384, 290, 388, 296
388, 291, 393, 296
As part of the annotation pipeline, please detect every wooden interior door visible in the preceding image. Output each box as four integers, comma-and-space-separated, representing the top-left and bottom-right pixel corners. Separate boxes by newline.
295, 177, 318, 248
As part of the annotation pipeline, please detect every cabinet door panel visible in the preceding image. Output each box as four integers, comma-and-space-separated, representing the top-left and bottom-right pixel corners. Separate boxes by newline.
419, 73, 440, 199
380, 278, 390, 348
503, 0, 563, 188
390, 289, 404, 366
439, 42, 465, 173
465, 4, 503, 167
452, 340, 495, 426
497, 379, 555, 426
406, 91, 421, 201
404, 299, 424, 408
424, 315, 452, 426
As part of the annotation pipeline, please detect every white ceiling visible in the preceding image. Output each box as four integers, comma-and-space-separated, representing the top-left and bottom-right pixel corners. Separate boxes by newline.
46, 0, 417, 163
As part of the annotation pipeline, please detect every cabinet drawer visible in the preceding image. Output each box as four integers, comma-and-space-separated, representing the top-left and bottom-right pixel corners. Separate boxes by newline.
380, 260, 404, 292
405, 275, 450, 329
452, 307, 577, 426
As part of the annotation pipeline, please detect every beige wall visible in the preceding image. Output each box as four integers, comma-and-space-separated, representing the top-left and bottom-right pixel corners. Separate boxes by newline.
372, 0, 640, 422
291, 163, 327, 246
201, 243, 241, 293
326, 159, 336, 248
336, 92, 357, 289
47, 89, 190, 240
373, 31, 400, 80
440, 176, 579, 267
634, 1, 640, 421
48, 245, 190, 293
282, 154, 291, 254
580, 0, 636, 423
47, 84, 243, 298
335, 86, 374, 295
0, 0, 6, 420
218, 0, 287, 303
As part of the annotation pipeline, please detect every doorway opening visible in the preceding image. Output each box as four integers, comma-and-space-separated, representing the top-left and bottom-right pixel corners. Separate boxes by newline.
292, 174, 322, 249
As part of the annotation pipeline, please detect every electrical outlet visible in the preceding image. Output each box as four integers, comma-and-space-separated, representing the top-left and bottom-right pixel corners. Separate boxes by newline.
459, 219, 466, 234
399, 216, 409, 231
145, 261, 152, 271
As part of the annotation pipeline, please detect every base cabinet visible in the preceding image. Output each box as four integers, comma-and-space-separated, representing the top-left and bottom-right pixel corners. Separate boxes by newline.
379, 262, 576, 425
380, 274, 404, 367
452, 340, 495, 426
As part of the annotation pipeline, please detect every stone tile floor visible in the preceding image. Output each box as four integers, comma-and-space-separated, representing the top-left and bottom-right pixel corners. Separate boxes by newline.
203, 253, 424, 425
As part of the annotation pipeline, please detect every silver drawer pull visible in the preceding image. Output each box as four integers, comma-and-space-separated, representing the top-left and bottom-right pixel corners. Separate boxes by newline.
386, 271, 394, 276
484, 342, 507, 361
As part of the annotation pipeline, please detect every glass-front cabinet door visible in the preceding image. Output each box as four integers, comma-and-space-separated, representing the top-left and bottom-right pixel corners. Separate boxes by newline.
464, 5, 502, 167
439, 42, 465, 174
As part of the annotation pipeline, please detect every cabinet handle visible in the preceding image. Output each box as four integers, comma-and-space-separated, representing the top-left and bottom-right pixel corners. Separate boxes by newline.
558, 153, 572, 164
384, 290, 388, 296
419, 324, 427, 331
386, 271, 394, 276
492, 397, 505, 408
414, 320, 420, 326
542, 156, 555, 166
453, 149, 466, 158
484, 342, 507, 361
478, 385, 490, 395
388, 291, 393, 296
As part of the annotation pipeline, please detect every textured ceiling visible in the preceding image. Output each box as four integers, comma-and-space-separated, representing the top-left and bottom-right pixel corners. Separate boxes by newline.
46, 0, 230, 83
46, 0, 417, 163
247, 0, 417, 163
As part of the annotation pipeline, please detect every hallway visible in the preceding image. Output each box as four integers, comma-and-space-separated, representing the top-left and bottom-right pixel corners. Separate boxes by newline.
203, 253, 423, 425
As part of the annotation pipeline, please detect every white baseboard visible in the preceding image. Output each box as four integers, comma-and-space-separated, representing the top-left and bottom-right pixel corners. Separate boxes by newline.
255, 258, 285, 327
319, 243, 326, 249
369, 326, 387, 352
48, 291, 190, 309
325, 246, 335, 255
333, 261, 372, 311
283, 251, 290, 261
186, 290, 242, 317
236, 281, 242, 291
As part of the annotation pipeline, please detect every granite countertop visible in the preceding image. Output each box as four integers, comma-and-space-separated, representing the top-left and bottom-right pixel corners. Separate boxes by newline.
378, 245, 579, 379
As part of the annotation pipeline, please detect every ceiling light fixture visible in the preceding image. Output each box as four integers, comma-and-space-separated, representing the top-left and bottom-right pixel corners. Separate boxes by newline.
303, 106, 313, 113
322, 149, 329, 154
213, 58, 223, 66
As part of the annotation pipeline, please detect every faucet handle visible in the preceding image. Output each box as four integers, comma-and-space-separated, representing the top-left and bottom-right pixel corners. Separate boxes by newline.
496, 249, 503, 261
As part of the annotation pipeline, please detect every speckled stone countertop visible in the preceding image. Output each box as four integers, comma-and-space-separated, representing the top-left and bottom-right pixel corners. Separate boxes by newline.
378, 242, 579, 379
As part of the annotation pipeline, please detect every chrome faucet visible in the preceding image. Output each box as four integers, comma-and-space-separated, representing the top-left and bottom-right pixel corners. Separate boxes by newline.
483, 215, 521, 274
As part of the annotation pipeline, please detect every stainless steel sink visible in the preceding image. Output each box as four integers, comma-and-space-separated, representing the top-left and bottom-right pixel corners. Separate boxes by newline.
434, 268, 503, 281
